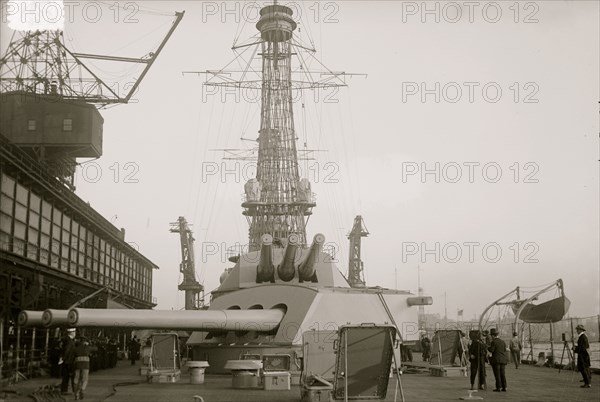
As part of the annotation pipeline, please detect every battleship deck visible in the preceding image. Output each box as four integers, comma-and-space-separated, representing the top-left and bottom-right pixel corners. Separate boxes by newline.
2, 360, 598, 402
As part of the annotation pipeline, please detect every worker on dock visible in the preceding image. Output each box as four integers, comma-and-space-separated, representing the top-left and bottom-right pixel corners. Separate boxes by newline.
488, 328, 508, 392
421, 335, 431, 361
128, 336, 141, 365
509, 332, 522, 369
572, 324, 592, 388
73, 337, 93, 400
59, 328, 76, 395
468, 330, 487, 390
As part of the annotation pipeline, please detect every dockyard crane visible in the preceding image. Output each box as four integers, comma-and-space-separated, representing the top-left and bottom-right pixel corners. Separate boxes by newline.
170, 217, 203, 310
0, 10, 183, 189
347, 216, 369, 288
0, 12, 184, 105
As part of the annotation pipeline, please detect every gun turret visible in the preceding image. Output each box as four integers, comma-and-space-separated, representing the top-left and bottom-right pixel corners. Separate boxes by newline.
278, 234, 299, 281
256, 234, 274, 282
298, 233, 325, 282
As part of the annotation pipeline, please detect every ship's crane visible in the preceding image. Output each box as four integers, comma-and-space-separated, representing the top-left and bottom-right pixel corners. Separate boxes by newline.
347, 215, 369, 288
170, 217, 204, 310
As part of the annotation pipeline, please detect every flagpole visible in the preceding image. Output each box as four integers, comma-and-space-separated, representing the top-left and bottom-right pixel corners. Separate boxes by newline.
417, 265, 424, 330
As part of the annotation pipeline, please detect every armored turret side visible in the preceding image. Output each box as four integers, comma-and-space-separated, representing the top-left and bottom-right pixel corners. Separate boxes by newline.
189, 286, 426, 374
214, 247, 350, 295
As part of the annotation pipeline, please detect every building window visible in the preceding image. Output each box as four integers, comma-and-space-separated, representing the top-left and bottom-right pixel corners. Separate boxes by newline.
63, 119, 73, 131
27, 120, 36, 131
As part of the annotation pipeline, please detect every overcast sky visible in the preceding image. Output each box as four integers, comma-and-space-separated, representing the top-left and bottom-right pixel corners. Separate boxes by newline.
2, 0, 598, 320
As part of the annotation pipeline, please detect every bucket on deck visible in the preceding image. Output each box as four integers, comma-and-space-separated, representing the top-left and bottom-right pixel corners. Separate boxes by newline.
188, 361, 210, 384
225, 360, 262, 389
232, 371, 259, 388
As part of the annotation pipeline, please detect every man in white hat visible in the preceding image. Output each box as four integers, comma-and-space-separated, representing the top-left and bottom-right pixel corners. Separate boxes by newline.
60, 328, 77, 394
572, 324, 591, 388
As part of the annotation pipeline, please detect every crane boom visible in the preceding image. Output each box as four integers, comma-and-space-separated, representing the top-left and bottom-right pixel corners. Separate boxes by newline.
0, 11, 184, 105
170, 216, 203, 309
347, 215, 369, 288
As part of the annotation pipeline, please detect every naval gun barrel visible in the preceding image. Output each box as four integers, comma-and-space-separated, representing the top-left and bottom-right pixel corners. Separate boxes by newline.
67, 308, 284, 332
278, 234, 299, 281
257, 234, 274, 282
18, 310, 44, 327
42, 309, 70, 327
298, 233, 325, 281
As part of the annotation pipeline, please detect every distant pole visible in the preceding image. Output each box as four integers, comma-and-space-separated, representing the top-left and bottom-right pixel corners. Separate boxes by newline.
549, 323, 554, 365
444, 292, 447, 322
395, 266, 397, 290
45, 328, 49, 365
417, 265, 424, 329
0, 318, 3, 373
31, 328, 36, 365
570, 318, 575, 366
528, 323, 534, 362
16, 325, 21, 376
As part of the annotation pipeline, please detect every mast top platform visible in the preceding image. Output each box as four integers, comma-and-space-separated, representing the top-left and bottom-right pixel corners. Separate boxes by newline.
256, 5, 297, 42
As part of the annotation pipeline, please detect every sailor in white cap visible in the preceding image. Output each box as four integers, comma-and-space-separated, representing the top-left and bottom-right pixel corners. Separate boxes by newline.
60, 327, 77, 394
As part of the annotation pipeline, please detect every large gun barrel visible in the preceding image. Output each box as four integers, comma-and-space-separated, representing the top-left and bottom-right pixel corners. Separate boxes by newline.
18, 310, 44, 327
298, 233, 325, 281
277, 234, 299, 281
256, 234, 274, 282
68, 308, 285, 332
42, 309, 70, 327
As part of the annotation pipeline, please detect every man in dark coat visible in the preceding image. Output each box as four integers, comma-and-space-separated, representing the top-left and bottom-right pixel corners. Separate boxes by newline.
129, 336, 140, 365
421, 336, 431, 361
60, 328, 77, 394
73, 337, 93, 400
488, 328, 508, 392
468, 330, 487, 390
48, 337, 61, 378
572, 324, 591, 388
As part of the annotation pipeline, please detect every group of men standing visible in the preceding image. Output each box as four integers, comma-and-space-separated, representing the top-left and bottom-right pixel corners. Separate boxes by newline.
59, 328, 93, 400
468, 328, 512, 392
59, 330, 147, 398
468, 324, 592, 392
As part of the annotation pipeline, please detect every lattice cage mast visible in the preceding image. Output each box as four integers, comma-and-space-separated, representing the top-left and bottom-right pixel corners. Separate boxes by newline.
198, 4, 351, 250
